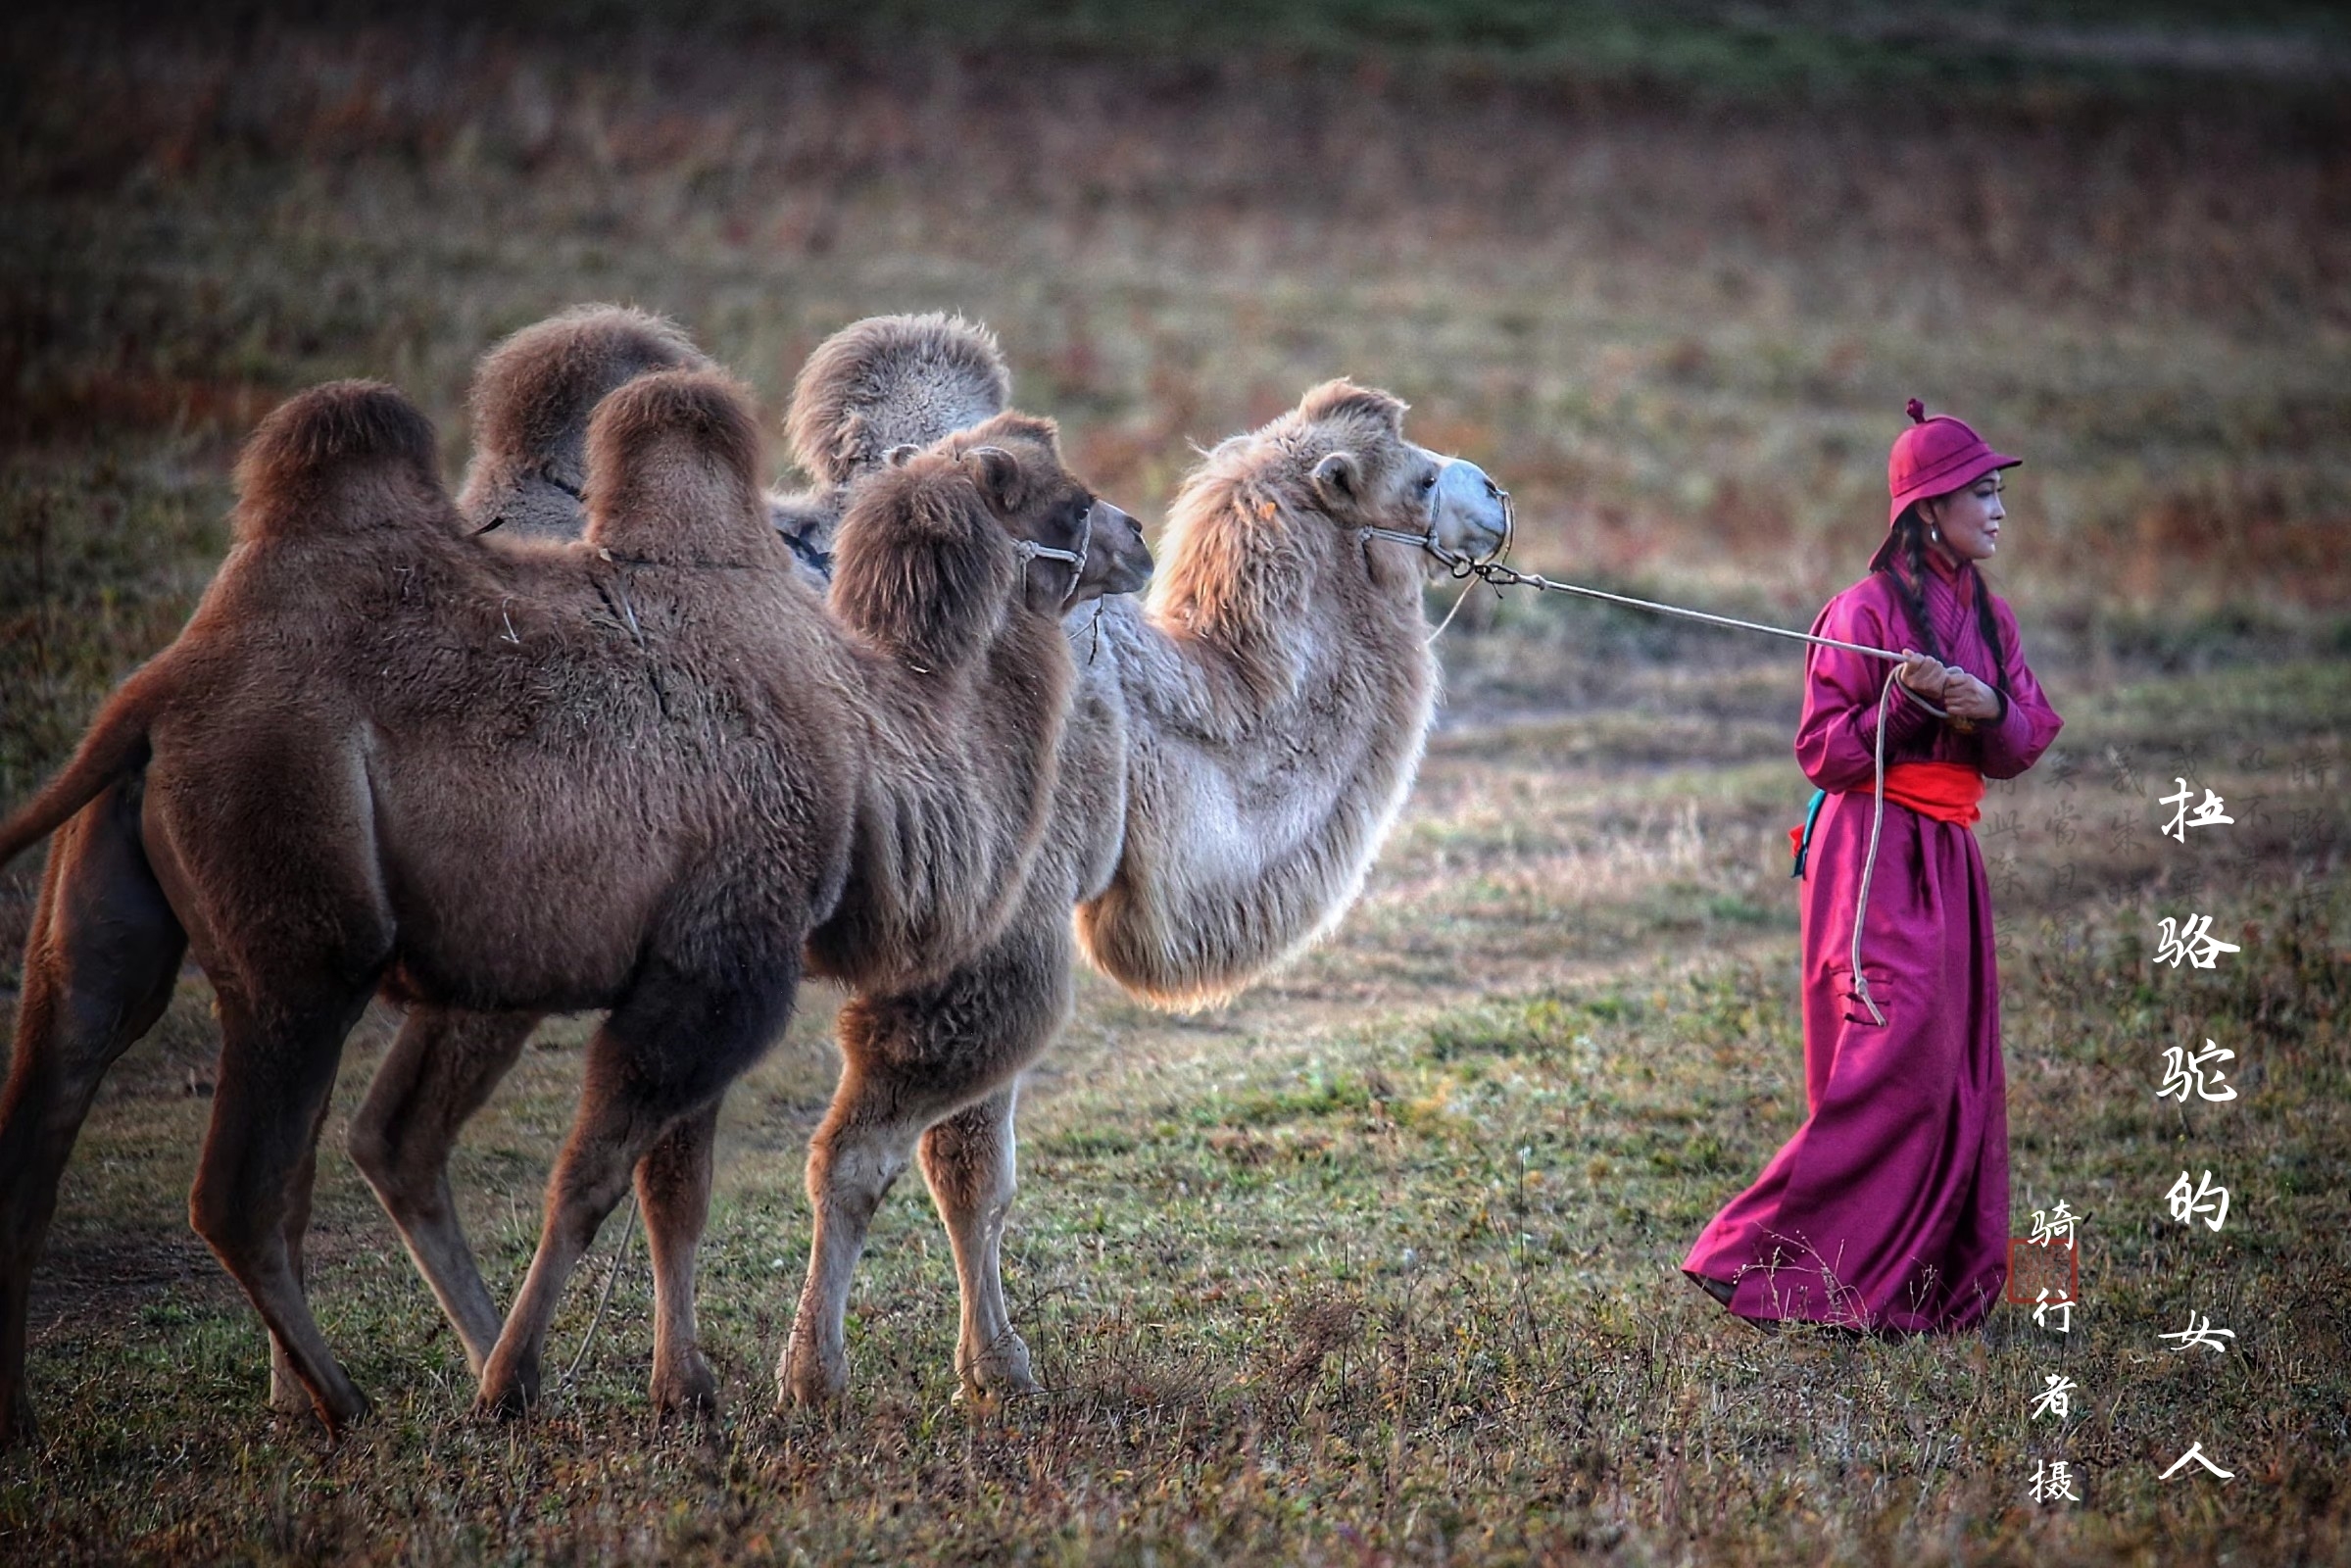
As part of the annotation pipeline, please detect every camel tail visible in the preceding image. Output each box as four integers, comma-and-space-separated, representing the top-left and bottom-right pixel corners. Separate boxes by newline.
0, 660, 172, 869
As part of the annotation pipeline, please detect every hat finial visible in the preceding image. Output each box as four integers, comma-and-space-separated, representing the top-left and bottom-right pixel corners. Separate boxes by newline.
1905, 397, 1927, 424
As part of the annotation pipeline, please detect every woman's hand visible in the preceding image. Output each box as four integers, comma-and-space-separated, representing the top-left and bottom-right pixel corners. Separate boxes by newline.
1896, 651, 1946, 698
1942, 668, 2002, 723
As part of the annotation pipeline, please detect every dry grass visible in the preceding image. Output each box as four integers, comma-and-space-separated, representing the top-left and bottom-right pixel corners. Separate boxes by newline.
1, 8, 2347, 1564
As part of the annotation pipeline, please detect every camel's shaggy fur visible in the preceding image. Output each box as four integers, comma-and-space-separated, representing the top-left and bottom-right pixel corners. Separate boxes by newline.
767, 313, 1017, 569
1075, 382, 1448, 1005
0, 304, 1491, 1436
460, 304, 711, 539
769, 378, 1511, 1403
789, 312, 1012, 487
0, 366, 1097, 1436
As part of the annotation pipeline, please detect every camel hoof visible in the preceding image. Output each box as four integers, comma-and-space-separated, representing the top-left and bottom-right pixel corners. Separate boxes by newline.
777, 1346, 848, 1409
300, 1386, 373, 1446
472, 1365, 538, 1423
651, 1352, 719, 1422
472, 1385, 531, 1423
959, 1335, 1041, 1401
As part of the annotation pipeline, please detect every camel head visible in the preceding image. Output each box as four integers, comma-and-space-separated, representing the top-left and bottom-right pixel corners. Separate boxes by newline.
581, 369, 781, 568
1290, 381, 1511, 569
1154, 379, 1510, 636
460, 305, 711, 538
233, 379, 459, 543
932, 412, 1152, 615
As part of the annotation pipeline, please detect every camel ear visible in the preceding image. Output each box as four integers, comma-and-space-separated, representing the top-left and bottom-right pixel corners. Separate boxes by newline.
1310, 451, 1361, 508
885, 443, 920, 467
964, 445, 1022, 512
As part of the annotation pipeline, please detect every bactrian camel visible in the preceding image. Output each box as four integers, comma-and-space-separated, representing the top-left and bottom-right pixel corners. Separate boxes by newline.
775, 376, 1513, 1403
0, 362, 1125, 1436
0, 306, 1504, 1436
345, 340, 1511, 1412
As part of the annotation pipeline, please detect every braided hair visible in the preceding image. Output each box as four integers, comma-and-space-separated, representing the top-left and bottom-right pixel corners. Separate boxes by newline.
1882, 504, 2009, 699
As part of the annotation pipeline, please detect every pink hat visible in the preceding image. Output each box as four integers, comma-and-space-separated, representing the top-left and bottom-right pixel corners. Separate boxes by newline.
1872, 398, 2021, 569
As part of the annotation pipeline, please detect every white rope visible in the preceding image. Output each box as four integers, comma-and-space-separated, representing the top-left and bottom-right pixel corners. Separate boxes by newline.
1435, 554, 1926, 668
1415, 541, 1962, 1029
1847, 670, 1899, 1027
562, 1194, 639, 1390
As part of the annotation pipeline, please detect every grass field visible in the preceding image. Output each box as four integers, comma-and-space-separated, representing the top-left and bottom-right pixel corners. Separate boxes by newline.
2, 5, 2347, 1563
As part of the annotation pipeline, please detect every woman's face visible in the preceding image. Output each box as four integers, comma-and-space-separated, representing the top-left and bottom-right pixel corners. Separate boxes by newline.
1921, 472, 2006, 563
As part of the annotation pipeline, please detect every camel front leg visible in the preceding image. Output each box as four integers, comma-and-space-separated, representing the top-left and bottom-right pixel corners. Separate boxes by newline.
786, 906, 1072, 1407
779, 1065, 922, 1408
0, 783, 186, 1446
347, 1006, 539, 1374
919, 1083, 1039, 1398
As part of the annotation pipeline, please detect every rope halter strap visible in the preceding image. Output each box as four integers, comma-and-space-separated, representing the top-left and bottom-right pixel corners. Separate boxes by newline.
1011, 505, 1094, 609
1357, 473, 1517, 573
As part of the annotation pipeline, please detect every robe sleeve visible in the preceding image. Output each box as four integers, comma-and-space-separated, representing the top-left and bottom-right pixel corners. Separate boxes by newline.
1976, 591, 2063, 780
1794, 583, 1939, 793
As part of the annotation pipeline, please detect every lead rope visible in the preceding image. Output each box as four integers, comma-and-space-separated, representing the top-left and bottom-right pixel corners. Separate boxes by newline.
561, 1194, 639, 1391
1847, 670, 1899, 1026
1396, 527, 1946, 1030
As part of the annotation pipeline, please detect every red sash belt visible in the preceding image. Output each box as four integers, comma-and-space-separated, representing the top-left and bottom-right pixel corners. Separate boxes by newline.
1788, 760, 1984, 867
1857, 760, 1984, 826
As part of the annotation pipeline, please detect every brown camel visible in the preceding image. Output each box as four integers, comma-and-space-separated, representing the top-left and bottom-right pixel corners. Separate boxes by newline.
334, 311, 1147, 1420
458, 303, 713, 540
0, 364, 1107, 1435
377, 363, 1512, 1410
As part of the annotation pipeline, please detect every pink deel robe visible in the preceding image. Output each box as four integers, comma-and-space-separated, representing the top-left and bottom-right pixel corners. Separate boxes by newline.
1682, 552, 2062, 1332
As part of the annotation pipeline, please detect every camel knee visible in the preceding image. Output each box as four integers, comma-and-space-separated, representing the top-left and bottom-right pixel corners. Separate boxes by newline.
923, 1125, 1014, 1202
345, 1104, 440, 1215
189, 1174, 278, 1264
343, 1111, 398, 1194
808, 1128, 910, 1221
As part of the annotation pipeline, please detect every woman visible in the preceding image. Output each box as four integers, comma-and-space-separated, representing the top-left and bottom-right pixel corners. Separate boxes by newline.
1682, 399, 2063, 1334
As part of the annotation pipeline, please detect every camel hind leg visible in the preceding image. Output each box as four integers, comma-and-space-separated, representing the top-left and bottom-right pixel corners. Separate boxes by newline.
264, 1088, 337, 1416
0, 782, 186, 1446
347, 1006, 540, 1374
190, 979, 383, 1436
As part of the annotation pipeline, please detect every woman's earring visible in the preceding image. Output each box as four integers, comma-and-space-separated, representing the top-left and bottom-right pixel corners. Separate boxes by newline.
1930, 526, 1942, 543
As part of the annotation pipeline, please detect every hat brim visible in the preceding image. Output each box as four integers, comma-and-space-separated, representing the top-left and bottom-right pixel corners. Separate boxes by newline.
1886, 450, 2023, 528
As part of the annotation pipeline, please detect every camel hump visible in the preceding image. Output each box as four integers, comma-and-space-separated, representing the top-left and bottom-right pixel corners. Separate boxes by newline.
582, 368, 774, 564
1295, 378, 1408, 439
459, 304, 711, 536
787, 313, 1011, 486
231, 380, 451, 543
